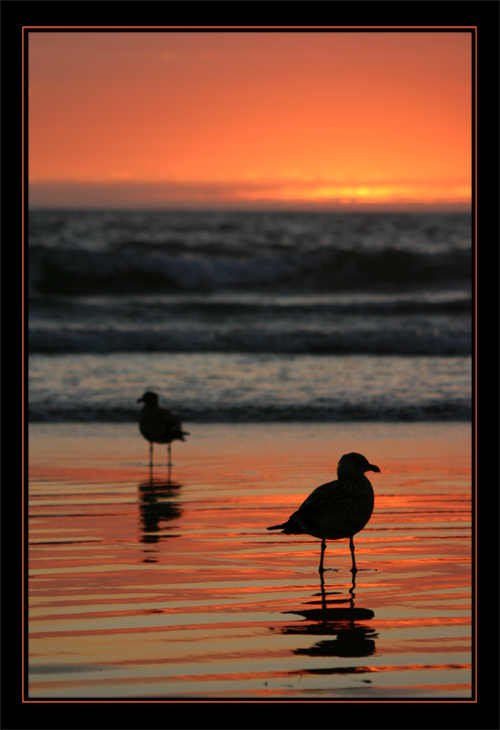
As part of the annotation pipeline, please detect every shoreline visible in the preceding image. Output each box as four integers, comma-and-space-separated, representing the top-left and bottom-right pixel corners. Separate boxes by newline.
29, 420, 472, 499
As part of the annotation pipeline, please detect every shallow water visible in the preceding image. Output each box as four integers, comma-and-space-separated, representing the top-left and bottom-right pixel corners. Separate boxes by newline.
27, 421, 473, 700
29, 351, 472, 423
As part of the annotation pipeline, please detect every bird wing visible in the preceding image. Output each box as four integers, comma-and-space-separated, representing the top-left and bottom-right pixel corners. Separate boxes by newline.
285, 478, 373, 539
140, 407, 183, 443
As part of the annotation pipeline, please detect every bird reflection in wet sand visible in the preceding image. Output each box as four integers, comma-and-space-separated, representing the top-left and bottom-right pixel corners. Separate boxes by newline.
137, 391, 189, 474
138, 477, 183, 561
267, 452, 380, 573
277, 572, 377, 660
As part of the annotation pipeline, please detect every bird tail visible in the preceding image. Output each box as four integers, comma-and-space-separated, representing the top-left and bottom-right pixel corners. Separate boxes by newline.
267, 523, 286, 531
173, 430, 190, 441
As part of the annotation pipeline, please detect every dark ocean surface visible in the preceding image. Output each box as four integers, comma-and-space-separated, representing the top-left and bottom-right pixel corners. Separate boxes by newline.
28, 210, 472, 422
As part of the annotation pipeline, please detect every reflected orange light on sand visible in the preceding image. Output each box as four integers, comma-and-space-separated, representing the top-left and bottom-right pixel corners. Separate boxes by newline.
28, 30, 472, 210
29, 423, 472, 698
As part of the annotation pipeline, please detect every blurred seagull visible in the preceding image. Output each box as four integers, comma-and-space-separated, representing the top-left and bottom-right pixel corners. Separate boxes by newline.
267, 452, 380, 574
137, 391, 189, 468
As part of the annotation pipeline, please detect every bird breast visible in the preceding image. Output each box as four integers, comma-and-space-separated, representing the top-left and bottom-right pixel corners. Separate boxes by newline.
139, 408, 179, 443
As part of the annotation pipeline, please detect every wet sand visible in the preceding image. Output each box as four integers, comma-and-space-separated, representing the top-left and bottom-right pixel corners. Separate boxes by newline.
27, 421, 473, 700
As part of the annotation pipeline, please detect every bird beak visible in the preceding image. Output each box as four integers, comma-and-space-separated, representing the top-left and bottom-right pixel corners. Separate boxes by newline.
368, 464, 381, 473
137, 397, 144, 403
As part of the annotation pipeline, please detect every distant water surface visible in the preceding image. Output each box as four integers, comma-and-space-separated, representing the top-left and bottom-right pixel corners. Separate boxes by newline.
28, 210, 472, 424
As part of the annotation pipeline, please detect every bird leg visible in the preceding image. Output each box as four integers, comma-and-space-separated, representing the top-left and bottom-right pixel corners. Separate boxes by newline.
319, 569, 327, 610
318, 538, 326, 573
349, 536, 357, 573
149, 442, 153, 469
348, 571, 356, 610
167, 443, 172, 467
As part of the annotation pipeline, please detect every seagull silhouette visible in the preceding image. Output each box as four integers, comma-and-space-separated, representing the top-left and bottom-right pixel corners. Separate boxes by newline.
267, 452, 380, 573
137, 391, 189, 468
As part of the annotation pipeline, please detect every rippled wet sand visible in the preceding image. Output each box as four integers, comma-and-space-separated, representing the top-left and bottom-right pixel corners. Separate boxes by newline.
27, 422, 473, 700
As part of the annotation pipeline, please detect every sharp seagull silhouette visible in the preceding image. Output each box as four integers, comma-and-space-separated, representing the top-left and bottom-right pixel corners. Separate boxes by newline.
267, 452, 380, 573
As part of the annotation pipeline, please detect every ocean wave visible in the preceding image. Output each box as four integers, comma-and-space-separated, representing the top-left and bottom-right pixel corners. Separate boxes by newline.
28, 244, 471, 296
27, 400, 471, 423
29, 291, 471, 318
28, 323, 471, 356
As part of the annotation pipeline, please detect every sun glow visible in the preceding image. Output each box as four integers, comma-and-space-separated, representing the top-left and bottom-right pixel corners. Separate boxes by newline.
235, 180, 471, 207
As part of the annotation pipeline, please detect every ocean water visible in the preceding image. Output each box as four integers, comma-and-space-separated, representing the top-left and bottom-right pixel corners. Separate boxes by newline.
28, 209, 472, 423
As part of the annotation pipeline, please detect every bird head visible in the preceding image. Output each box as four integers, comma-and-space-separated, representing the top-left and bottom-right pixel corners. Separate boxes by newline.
338, 452, 381, 476
137, 391, 159, 407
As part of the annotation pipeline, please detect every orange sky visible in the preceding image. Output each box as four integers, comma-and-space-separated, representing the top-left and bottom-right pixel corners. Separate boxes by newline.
28, 30, 472, 210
